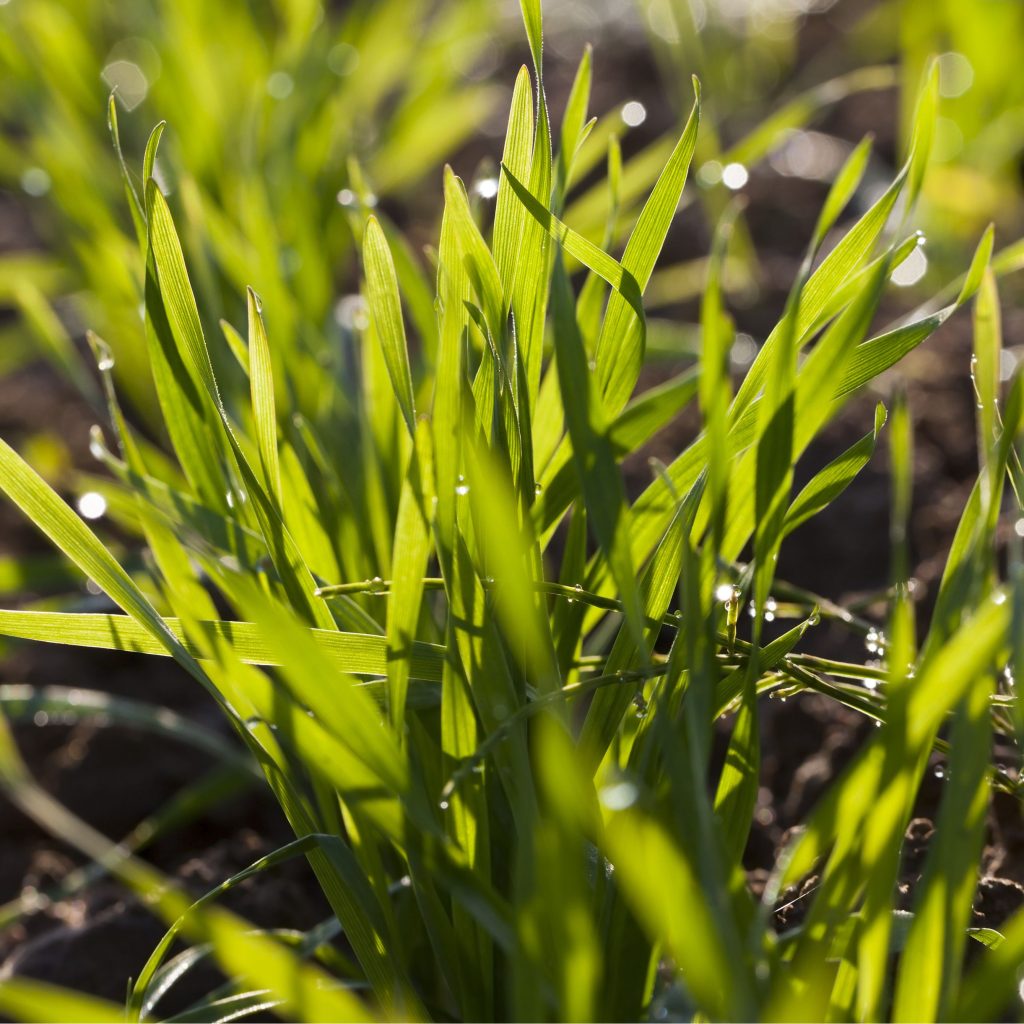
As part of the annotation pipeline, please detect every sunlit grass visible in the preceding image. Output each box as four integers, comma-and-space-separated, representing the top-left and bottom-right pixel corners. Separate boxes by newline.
0, 1, 1022, 1021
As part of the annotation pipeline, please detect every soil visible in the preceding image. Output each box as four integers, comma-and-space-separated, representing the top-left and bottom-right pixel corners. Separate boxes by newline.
1, 1, 1022, 1017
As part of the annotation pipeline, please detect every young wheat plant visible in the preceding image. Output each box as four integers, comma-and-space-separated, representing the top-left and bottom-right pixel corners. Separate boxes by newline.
0, 1, 1022, 1021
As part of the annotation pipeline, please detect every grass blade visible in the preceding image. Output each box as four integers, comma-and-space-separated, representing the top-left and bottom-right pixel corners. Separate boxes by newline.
595, 79, 701, 414
0, 609, 445, 683
246, 286, 282, 503
363, 216, 417, 437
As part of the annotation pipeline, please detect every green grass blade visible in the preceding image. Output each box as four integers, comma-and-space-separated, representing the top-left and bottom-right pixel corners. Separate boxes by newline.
146, 181, 222, 403
363, 216, 417, 437
0, 979, 124, 1023
732, 164, 908, 421
972, 267, 1001, 475
131, 833, 391, 1021
144, 226, 228, 512
465, 442, 558, 691
892, 673, 992, 1022
555, 45, 592, 204
432, 168, 470, 579
700, 203, 738, 550
106, 94, 146, 248
549, 253, 645, 654
578, 500, 686, 772
386, 421, 434, 730
0, 440, 213, 692
149, 177, 336, 629
494, 66, 534, 305
142, 121, 165, 193
782, 402, 887, 538
954, 905, 1024, 1021
722, 67, 897, 172
518, 0, 543, 76
602, 808, 745, 1020
13, 282, 100, 407
0, 732, 380, 1023
811, 134, 873, 253
0, 684, 250, 770
595, 78, 700, 414
905, 58, 939, 208
246, 287, 282, 503
500, 162, 645, 326
279, 442, 343, 583
0, 609, 445, 683
230, 577, 409, 796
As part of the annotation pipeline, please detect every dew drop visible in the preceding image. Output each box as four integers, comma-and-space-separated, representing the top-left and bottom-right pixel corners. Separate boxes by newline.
439, 799, 450, 811
865, 627, 881, 655
327, 42, 359, 76
77, 491, 107, 521
20, 167, 51, 197
621, 100, 647, 128
698, 160, 722, 186
599, 781, 639, 810
266, 71, 294, 100
473, 177, 499, 200
455, 475, 470, 496
722, 162, 749, 190
891, 245, 928, 287
937, 51, 974, 99
93, 341, 116, 372
334, 294, 369, 331
89, 426, 107, 462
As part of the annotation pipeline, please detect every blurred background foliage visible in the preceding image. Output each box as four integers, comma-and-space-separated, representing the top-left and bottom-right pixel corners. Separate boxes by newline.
1, 0, 1022, 455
